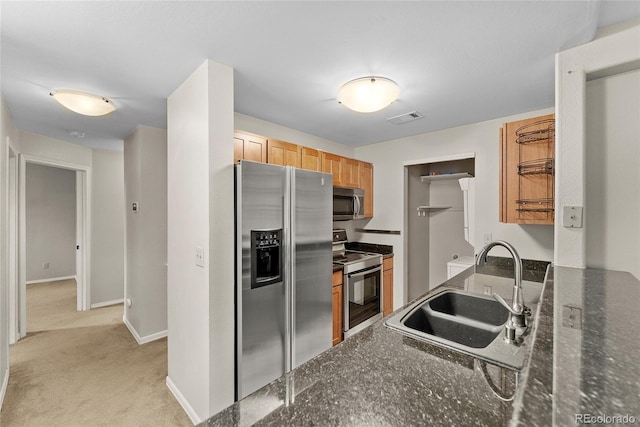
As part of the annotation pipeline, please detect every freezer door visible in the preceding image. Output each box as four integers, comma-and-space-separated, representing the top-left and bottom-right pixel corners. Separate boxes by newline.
236, 161, 287, 399
291, 168, 333, 369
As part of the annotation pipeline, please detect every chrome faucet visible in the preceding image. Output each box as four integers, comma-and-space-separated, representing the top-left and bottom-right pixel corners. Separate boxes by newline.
476, 241, 527, 344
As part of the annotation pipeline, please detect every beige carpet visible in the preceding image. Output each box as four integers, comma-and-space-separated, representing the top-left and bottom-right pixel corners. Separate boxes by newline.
0, 280, 192, 427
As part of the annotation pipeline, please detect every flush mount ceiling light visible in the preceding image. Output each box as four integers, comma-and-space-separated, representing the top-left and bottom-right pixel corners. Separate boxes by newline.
337, 76, 399, 113
50, 89, 115, 116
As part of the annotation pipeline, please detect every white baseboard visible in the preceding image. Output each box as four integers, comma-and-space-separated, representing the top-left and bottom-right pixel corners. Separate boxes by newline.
122, 315, 168, 345
166, 376, 200, 425
26, 275, 76, 285
91, 298, 124, 309
0, 368, 9, 411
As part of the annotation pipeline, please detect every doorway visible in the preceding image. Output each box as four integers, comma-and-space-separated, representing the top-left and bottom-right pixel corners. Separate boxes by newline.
14, 154, 90, 340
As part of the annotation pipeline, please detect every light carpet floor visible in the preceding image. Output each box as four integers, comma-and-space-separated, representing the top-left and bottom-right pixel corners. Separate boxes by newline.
0, 280, 192, 427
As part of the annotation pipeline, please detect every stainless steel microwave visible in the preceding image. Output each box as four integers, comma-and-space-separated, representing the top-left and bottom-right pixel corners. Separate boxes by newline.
333, 187, 365, 220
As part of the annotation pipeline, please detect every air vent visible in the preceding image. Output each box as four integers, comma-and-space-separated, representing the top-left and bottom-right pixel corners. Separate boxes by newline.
387, 111, 424, 125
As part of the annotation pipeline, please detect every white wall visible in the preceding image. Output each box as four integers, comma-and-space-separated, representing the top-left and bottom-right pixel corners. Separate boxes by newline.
123, 125, 168, 341
167, 60, 234, 423
354, 108, 555, 308
555, 21, 640, 267
90, 149, 125, 305
235, 112, 355, 158
0, 95, 19, 409
18, 130, 92, 167
25, 163, 76, 281
17, 131, 125, 306
585, 69, 640, 278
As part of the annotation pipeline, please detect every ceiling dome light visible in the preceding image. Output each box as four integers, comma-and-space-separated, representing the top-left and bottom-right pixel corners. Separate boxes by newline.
337, 76, 399, 113
50, 89, 115, 116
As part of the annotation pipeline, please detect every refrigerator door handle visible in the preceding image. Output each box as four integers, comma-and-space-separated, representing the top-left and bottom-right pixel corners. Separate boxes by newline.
284, 167, 293, 373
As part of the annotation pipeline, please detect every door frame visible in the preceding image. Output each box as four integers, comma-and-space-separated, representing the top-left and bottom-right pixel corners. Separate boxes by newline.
7, 145, 18, 344
16, 154, 91, 338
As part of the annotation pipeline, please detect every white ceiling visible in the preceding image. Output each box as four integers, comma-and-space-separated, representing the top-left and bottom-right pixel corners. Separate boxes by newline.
2, 1, 639, 151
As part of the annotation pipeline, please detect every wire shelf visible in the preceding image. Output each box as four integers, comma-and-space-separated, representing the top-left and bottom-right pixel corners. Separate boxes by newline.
516, 198, 554, 213
518, 158, 554, 175
515, 119, 555, 144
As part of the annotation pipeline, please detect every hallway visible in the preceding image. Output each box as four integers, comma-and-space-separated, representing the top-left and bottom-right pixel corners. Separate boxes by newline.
0, 280, 190, 426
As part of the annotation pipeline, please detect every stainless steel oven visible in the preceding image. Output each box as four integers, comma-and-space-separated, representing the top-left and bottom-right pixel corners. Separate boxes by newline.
332, 230, 383, 338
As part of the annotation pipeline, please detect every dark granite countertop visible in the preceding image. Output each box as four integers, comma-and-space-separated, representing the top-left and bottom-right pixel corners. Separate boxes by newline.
512, 266, 640, 425
345, 241, 394, 258
201, 267, 529, 427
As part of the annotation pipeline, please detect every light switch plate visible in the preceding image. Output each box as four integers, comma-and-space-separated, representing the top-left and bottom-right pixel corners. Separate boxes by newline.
563, 206, 583, 228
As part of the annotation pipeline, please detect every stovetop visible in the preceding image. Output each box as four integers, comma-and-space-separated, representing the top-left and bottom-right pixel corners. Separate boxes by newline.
332, 250, 380, 265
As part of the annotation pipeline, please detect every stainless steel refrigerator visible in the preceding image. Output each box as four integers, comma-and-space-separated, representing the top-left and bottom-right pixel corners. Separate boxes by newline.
235, 160, 333, 400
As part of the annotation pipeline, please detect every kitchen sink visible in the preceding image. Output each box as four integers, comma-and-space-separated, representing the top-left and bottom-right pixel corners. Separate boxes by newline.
403, 291, 509, 349
385, 275, 544, 371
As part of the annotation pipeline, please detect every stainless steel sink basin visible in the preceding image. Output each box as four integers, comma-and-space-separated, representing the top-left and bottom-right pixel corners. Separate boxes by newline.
385, 274, 544, 371
403, 291, 509, 348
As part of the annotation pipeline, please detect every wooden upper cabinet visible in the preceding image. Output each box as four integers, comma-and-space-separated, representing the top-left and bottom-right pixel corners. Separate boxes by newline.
500, 113, 555, 225
321, 152, 344, 186
300, 146, 322, 172
234, 131, 267, 164
359, 161, 373, 218
267, 139, 301, 168
341, 157, 360, 188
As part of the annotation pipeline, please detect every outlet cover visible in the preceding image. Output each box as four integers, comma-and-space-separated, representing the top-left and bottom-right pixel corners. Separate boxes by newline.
483, 233, 492, 244
563, 206, 583, 228
195, 246, 205, 267
42, 262, 49, 269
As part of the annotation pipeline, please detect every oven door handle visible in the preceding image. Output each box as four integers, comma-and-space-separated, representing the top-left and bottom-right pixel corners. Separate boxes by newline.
347, 264, 382, 278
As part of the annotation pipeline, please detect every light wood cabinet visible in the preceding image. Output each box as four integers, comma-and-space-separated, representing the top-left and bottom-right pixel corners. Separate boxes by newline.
500, 113, 555, 224
322, 152, 344, 186
382, 257, 393, 317
267, 139, 301, 168
332, 270, 343, 346
234, 131, 267, 164
341, 157, 360, 188
359, 161, 373, 218
300, 146, 322, 172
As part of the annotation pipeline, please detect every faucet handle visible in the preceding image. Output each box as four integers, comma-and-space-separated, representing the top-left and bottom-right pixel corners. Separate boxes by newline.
493, 293, 523, 315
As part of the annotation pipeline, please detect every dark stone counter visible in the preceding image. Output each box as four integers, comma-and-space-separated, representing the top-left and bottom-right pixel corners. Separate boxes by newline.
512, 266, 640, 425
200, 268, 521, 427
199, 262, 639, 426
345, 241, 394, 257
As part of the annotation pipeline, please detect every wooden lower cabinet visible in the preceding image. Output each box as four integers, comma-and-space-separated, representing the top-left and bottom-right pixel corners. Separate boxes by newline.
382, 257, 394, 317
332, 270, 343, 346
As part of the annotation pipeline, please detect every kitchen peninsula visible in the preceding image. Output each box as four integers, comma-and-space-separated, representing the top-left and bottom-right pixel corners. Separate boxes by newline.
200, 262, 640, 426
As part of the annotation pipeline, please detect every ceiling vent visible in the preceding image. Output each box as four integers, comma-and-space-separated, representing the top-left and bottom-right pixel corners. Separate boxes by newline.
387, 111, 424, 125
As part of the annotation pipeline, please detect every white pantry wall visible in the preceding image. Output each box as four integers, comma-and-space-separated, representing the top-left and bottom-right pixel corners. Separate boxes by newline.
585, 69, 640, 279
25, 163, 76, 282
354, 108, 555, 307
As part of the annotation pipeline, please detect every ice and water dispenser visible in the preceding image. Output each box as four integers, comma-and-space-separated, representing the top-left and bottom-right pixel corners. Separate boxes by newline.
250, 229, 282, 288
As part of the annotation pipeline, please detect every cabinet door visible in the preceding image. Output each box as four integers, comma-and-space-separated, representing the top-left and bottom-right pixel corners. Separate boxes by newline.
332, 284, 343, 346
359, 161, 373, 218
500, 113, 555, 224
322, 152, 343, 186
342, 157, 360, 188
383, 265, 393, 317
300, 146, 322, 172
234, 131, 267, 164
267, 139, 301, 168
